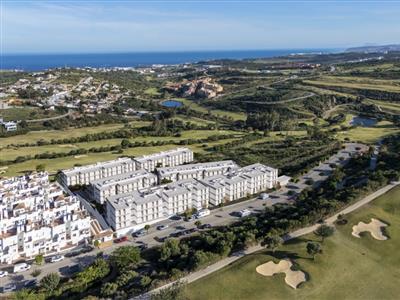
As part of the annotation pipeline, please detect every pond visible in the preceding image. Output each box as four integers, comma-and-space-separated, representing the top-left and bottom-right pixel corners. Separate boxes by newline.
349, 116, 378, 127
161, 100, 183, 108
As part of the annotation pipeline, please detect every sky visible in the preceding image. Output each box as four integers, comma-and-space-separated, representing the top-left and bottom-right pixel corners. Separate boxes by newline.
1, 0, 400, 54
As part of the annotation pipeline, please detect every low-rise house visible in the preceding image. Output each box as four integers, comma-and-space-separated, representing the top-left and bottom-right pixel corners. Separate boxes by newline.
0, 172, 92, 264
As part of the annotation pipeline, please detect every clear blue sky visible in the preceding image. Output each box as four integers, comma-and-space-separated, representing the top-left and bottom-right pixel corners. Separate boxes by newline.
2, 0, 400, 54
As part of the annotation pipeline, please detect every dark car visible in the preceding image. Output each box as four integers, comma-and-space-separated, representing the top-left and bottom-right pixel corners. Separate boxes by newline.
69, 264, 81, 274
114, 236, 128, 243
200, 223, 212, 229
24, 279, 37, 288
65, 250, 80, 258
170, 231, 185, 238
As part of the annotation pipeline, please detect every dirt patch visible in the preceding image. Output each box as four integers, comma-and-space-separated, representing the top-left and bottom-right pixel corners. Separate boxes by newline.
256, 259, 306, 289
59, 144, 78, 148
74, 155, 88, 159
352, 218, 388, 240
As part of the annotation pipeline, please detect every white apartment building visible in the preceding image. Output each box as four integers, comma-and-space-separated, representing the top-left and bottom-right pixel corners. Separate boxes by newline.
133, 147, 194, 171
58, 157, 136, 186
177, 179, 209, 210
106, 189, 164, 234
161, 182, 192, 216
156, 160, 238, 182
91, 170, 157, 204
240, 163, 278, 193
0, 173, 91, 264
198, 176, 227, 206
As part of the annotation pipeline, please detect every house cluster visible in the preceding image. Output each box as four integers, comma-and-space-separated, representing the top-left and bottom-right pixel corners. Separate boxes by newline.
0, 118, 18, 132
164, 77, 223, 99
0, 172, 92, 264
58, 148, 278, 235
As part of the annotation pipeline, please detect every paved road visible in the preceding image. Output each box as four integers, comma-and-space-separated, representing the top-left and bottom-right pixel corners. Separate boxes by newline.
26, 110, 72, 123
0, 143, 366, 292
136, 180, 400, 299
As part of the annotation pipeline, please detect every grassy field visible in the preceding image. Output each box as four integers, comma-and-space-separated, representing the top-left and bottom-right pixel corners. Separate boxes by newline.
175, 98, 247, 121
0, 137, 241, 176
0, 129, 242, 161
0, 121, 151, 146
365, 99, 400, 114
303, 76, 400, 93
0, 107, 62, 121
337, 120, 400, 144
185, 186, 400, 300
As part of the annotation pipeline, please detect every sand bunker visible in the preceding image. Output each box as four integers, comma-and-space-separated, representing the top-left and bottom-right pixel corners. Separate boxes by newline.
352, 218, 388, 240
74, 155, 88, 159
256, 259, 306, 289
59, 144, 78, 148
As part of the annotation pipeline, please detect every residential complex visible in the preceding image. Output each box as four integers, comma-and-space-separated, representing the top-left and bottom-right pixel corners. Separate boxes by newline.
133, 147, 194, 171
104, 162, 278, 234
156, 160, 238, 182
58, 157, 136, 186
91, 170, 158, 204
0, 173, 91, 264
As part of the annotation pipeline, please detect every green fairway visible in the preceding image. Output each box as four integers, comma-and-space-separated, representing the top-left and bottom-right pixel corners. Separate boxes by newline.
337, 120, 400, 144
185, 186, 400, 300
0, 107, 62, 121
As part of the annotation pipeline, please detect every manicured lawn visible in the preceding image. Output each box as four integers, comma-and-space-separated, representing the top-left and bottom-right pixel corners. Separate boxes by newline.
0, 121, 150, 146
185, 186, 400, 300
143, 87, 161, 96
0, 137, 241, 177
337, 120, 400, 144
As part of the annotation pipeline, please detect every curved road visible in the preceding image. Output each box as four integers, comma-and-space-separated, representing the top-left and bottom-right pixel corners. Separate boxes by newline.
26, 110, 72, 123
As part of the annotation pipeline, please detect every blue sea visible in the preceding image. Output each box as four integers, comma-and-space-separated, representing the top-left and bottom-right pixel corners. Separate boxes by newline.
1, 49, 339, 71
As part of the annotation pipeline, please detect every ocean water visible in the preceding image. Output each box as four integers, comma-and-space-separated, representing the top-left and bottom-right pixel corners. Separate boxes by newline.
1, 49, 338, 71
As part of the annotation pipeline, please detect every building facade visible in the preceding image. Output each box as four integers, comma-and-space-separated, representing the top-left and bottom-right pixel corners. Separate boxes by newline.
133, 147, 194, 171
58, 157, 136, 186
91, 170, 157, 204
0, 173, 91, 264
156, 160, 238, 183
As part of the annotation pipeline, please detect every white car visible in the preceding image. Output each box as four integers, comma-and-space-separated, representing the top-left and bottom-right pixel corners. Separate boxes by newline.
0, 270, 8, 278
157, 224, 169, 231
13, 263, 31, 273
50, 255, 65, 263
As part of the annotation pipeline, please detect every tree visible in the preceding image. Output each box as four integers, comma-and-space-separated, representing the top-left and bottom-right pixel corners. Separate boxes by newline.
306, 242, 321, 260
35, 164, 46, 172
93, 240, 100, 248
151, 282, 186, 300
140, 275, 152, 289
144, 224, 150, 233
35, 254, 44, 265
314, 224, 335, 243
40, 273, 60, 294
160, 238, 181, 261
121, 139, 130, 148
194, 220, 202, 228
110, 246, 141, 271
12, 289, 45, 300
262, 232, 283, 253
101, 282, 118, 297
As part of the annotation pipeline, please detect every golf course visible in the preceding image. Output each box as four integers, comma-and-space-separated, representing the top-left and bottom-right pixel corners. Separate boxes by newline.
185, 186, 400, 300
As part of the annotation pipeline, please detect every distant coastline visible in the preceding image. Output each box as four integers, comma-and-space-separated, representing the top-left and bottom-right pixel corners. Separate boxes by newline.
1, 48, 340, 71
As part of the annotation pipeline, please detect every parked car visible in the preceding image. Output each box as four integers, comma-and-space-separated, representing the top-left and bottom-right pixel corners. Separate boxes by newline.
137, 244, 148, 251
237, 209, 251, 218
69, 264, 81, 274
199, 223, 212, 229
50, 255, 64, 263
114, 236, 128, 243
170, 231, 185, 238
13, 262, 31, 273
185, 216, 195, 222
0, 270, 8, 278
169, 214, 182, 221
65, 250, 80, 258
195, 209, 210, 218
259, 193, 269, 200
157, 224, 169, 231
1, 284, 16, 293
24, 279, 37, 288
134, 229, 147, 237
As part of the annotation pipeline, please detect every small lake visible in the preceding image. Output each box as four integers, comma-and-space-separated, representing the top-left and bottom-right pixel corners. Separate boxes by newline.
349, 116, 378, 127
161, 100, 183, 108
